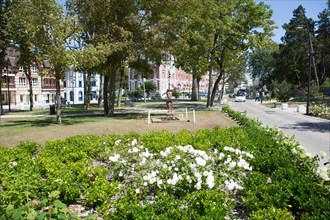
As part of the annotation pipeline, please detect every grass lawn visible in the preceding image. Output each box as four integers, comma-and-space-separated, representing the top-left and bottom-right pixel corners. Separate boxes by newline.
0, 100, 237, 147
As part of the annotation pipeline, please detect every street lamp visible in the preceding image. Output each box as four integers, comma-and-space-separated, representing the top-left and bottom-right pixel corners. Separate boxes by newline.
297, 10, 315, 115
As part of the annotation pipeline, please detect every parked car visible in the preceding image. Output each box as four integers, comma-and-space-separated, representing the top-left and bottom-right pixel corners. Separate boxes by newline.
235, 93, 246, 102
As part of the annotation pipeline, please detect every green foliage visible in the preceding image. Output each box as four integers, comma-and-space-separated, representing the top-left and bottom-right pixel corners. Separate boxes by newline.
250, 206, 294, 220
271, 79, 293, 102
309, 103, 330, 119
222, 105, 330, 219
1, 107, 330, 219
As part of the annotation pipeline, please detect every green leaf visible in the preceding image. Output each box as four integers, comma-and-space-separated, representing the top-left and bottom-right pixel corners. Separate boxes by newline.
6, 204, 14, 213
49, 190, 61, 199
36, 213, 47, 220
27, 210, 38, 220
53, 199, 67, 209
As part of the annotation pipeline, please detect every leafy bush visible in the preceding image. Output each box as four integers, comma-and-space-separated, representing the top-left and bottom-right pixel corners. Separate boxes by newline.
271, 79, 293, 102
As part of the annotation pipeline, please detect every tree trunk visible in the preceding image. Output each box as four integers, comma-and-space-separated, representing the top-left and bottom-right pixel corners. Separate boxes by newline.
84, 71, 92, 109
55, 77, 62, 124
210, 49, 226, 106
0, 70, 3, 115
103, 75, 110, 116
206, 34, 218, 107
191, 75, 199, 101
108, 69, 117, 116
210, 72, 223, 107
26, 68, 34, 111
116, 66, 125, 107
98, 75, 103, 107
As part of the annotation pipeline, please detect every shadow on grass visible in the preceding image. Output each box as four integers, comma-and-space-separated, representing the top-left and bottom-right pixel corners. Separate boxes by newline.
1, 112, 151, 128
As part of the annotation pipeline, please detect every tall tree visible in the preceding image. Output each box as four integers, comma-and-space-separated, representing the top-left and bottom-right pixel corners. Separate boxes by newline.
0, 0, 14, 115
207, 0, 274, 107
68, 0, 165, 116
9, 0, 47, 111
278, 5, 318, 88
40, 0, 77, 124
315, 3, 330, 85
249, 42, 278, 86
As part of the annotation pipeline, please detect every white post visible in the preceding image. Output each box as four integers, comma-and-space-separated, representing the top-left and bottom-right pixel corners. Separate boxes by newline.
185, 107, 188, 119
148, 110, 151, 124
193, 110, 196, 123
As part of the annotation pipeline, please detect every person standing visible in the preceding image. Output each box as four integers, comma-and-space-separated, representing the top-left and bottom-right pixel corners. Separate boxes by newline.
164, 90, 173, 113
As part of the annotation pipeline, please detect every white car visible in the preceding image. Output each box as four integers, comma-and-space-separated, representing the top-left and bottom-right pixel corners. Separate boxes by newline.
235, 94, 246, 102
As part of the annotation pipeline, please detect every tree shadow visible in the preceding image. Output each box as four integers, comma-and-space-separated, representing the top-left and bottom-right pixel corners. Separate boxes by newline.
280, 121, 330, 133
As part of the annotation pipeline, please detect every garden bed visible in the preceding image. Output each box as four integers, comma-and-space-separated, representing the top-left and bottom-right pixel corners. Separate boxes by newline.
0, 106, 329, 219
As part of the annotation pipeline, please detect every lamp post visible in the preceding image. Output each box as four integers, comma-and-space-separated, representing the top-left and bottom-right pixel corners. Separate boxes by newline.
297, 10, 315, 115
304, 16, 315, 115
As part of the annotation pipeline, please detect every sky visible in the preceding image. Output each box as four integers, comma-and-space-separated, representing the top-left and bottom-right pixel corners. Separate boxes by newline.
255, 0, 328, 42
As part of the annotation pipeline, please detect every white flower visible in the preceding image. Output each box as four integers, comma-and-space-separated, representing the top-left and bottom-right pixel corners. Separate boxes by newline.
139, 157, 147, 165
157, 179, 163, 188
144, 182, 148, 186
195, 157, 206, 166
118, 172, 123, 177
224, 157, 232, 165
128, 147, 139, 153
109, 154, 120, 162
227, 161, 237, 170
194, 181, 202, 190
245, 152, 254, 159
225, 179, 243, 191
319, 151, 327, 159
194, 172, 202, 180
186, 175, 192, 183
162, 164, 168, 169
219, 152, 225, 160
135, 188, 140, 194
175, 155, 181, 161
9, 161, 18, 168
167, 173, 180, 185
206, 171, 214, 189
131, 139, 138, 146
114, 140, 121, 146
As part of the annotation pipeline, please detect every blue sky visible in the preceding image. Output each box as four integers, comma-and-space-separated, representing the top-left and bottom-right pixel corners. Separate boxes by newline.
255, 0, 328, 42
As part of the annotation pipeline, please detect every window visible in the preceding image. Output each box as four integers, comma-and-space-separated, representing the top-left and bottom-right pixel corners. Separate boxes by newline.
31, 66, 37, 74
19, 66, 24, 73
35, 95, 38, 102
63, 81, 66, 88
19, 77, 26, 86
32, 78, 38, 86
79, 81, 82, 87
20, 95, 24, 103
91, 81, 96, 87
79, 91, 83, 101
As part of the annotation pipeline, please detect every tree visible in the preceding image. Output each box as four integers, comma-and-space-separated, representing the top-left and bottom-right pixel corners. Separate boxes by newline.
249, 42, 278, 86
315, 3, 330, 85
206, 0, 274, 107
0, 0, 14, 115
40, 0, 78, 124
9, 0, 47, 111
276, 5, 317, 88
67, 0, 166, 116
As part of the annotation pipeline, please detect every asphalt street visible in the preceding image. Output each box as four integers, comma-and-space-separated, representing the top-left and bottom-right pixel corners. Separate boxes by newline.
228, 100, 330, 167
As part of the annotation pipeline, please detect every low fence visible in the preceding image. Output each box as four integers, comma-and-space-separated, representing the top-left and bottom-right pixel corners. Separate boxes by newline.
147, 108, 196, 124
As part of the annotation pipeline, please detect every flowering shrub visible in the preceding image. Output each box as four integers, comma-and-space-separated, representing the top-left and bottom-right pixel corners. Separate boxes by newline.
310, 103, 330, 119
104, 139, 254, 218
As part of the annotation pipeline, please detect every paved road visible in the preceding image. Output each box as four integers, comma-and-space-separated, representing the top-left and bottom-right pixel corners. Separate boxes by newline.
228, 100, 330, 167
